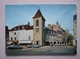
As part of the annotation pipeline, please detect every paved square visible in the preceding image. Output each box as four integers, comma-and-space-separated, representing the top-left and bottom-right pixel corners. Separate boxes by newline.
6, 46, 76, 55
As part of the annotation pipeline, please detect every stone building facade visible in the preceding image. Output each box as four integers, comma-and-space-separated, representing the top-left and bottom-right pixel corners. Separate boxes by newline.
46, 22, 73, 45
73, 14, 77, 46
33, 9, 46, 45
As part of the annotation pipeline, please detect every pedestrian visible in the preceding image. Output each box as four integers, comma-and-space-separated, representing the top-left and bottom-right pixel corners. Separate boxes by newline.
51, 44, 52, 47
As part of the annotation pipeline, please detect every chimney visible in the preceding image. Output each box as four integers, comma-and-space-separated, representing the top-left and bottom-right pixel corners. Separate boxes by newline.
28, 21, 30, 26
22, 24, 24, 29
56, 21, 60, 28
47, 24, 52, 29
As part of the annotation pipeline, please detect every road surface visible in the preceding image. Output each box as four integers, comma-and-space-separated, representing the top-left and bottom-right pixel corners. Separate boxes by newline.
6, 46, 76, 55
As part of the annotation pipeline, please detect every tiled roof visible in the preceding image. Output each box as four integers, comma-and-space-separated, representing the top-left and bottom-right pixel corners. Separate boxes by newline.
59, 27, 65, 32
45, 28, 57, 36
9, 24, 33, 31
33, 9, 46, 21
33, 9, 42, 18
45, 27, 53, 32
45, 27, 56, 33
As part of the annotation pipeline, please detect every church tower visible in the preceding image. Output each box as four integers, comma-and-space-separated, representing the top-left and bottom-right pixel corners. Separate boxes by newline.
33, 9, 46, 45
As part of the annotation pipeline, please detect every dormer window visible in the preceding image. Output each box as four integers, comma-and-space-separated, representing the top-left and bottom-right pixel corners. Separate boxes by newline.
36, 20, 39, 26
22, 26, 24, 29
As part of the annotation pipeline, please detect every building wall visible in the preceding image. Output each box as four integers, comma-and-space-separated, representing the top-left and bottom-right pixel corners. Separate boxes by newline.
33, 17, 43, 45
46, 22, 72, 45
33, 17, 45, 45
9, 29, 33, 44
74, 19, 77, 39
73, 14, 77, 46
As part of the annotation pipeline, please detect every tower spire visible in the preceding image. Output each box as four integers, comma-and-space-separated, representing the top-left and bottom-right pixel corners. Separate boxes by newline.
33, 9, 42, 18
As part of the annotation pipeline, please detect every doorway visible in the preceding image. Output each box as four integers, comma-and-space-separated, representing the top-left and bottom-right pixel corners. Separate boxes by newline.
36, 41, 38, 45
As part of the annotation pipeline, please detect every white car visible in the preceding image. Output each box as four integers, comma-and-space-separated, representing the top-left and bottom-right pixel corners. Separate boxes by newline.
7, 44, 23, 49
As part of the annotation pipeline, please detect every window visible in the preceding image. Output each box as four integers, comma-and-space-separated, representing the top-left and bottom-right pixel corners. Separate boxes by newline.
54, 42, 56, 44
11, 37, 13, 40
14, 32, 16, 35
36, 20, 39, 26
36, 28, 39, 32
14, 37, 16, 40
29, 36, 31, 40
57, 30, 62, 34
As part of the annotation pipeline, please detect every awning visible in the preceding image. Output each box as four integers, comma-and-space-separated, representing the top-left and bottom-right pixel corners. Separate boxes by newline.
19, 40, 32, 44
7, 42, 13, 45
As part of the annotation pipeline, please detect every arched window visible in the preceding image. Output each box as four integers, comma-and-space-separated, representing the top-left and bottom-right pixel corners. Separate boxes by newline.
54, 42, 56, 44
36, 20, 39, 26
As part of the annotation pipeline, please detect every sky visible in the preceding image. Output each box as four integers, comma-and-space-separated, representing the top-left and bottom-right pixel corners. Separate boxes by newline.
5, 4, 77, 35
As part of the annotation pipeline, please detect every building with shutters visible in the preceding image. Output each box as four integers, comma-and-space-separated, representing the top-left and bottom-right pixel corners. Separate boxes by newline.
9, 22, 33, 45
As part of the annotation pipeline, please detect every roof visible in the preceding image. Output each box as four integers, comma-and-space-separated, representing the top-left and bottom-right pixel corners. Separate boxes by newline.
45, 28, 57, 36
34, 9, 42, 17
45, 27, 56, 33
10, 24, 33, 31
33, 9, 46, 21
59, 27, 65, 32
45, 27, 53, 32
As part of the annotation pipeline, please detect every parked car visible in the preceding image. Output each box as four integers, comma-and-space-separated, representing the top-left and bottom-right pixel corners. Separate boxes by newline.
27, 45, 32, 48
7, 44, 23, 49
7, 42, 13, 46
33, 44, 39, 48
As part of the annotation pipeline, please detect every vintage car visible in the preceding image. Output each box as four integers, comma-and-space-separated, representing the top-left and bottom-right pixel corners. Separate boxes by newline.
7, 44, 23, 49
